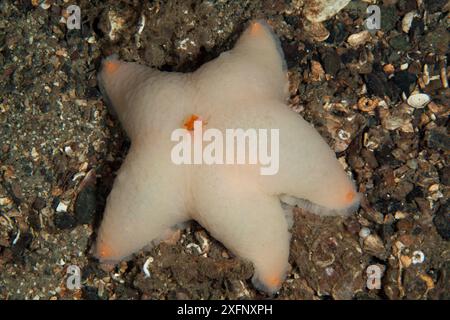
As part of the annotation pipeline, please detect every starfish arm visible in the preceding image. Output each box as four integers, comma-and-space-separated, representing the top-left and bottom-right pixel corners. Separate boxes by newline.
192, 21, 288, 108
94, 143, 189, 263
257, 104, 360, 215
97, 57, 190, 142
192, 168, 291, 294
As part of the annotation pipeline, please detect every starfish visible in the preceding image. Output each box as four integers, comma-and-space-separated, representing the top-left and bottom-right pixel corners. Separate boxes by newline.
94, 21, 360, 294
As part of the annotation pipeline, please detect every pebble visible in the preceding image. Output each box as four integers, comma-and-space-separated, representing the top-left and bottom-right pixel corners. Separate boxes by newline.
433, 201, 450, 240
402, 11, 418, 33
419, 274, 435, 290
365, 73, 391, 98
359, 227, 371, 239
389, 35, 412, 51
383, 64, 395, 75
393, 71, 417, 95
310, 60, 325, 81
74, 185, 97, 225
0, 197, 13, 206
32, 197, 46, 211
363, 234, 387, 259
108, 10, 125, 41
303, 20, 330, 42
426, 129, 450, 152
357, 97, 379, 112
400, 255, 412, 268
320, 49, 341, 76
424, 0, 448, 13
54, 213, 77, 229
347, 30, 371, 47
304, 0, 351, 23
381, 6, 398, 31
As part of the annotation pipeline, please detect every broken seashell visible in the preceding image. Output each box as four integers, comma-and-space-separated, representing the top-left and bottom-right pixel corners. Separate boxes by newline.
304, 0, 351, 23
402, 11, 419, 33
303, 19, 330, 42
407, 93, 431, 109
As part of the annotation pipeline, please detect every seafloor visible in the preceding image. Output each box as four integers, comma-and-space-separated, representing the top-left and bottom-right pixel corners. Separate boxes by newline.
0, 0, 448, 299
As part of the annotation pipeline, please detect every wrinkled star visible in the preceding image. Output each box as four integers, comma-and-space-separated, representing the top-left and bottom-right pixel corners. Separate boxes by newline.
94, 21, 360, 294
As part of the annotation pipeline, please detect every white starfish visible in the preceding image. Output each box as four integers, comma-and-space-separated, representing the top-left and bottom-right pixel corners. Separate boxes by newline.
94, 21, 360, 294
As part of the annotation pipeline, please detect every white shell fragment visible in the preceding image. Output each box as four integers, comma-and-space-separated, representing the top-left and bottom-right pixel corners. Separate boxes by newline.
412, 250, 425, 264
359, 227, 371, 239
304, 0, 351, 23
407, 93, 431, 109
108, 11, 125, 41
347, 30, 371, 47
56, 201, 69, 212
402, 11, 419, 33
143, 256, 153, 278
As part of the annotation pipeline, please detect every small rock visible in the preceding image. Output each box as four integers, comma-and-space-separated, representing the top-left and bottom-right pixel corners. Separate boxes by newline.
357, 97, 379, 112
310, 60, 325, 81
32, 197, 46, 211
108, 10, 125, 41
396, 219, 414, 232
389, 35, 412, 51
0, 197, 13, 206
10, 182, 22, 203
75, 185, 97, 225
400, 255, 412, 268
320, 49, 341, 76
402, 11, 418, 33
363, 234, 387, 259
381, 6, 398, 31
54, 213, 77, 229
383, 114, 410, 131
383, 64, 395, 75
420, 26, 449, 55
304, 0, 351, 23
303, 20, 330, 42
424, 0, 448, 13
433, 201, 449, 240
393, 71, 417, 95
325, 21, 348, 44
359, 227, 371, 239
419, 274, 435, 290
365, 72, 392, 98
361, 197, 384, 224
82, 286, 102, 300
347, 30, 371, 47
11, 232, 33, 263
426, 129, 450, 152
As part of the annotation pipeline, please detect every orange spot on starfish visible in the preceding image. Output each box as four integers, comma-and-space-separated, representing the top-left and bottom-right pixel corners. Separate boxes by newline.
183, 114, 207, 131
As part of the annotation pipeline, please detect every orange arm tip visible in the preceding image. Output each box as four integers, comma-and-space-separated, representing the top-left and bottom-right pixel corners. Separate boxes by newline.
97, 243, 113, 259
345, 190, 356, 203
250, 22, 263, 35
266, 275, 282, 288
104, 60, 120, 75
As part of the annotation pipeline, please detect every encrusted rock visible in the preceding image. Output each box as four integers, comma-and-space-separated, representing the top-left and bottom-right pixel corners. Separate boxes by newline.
304, 0, 351, 23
